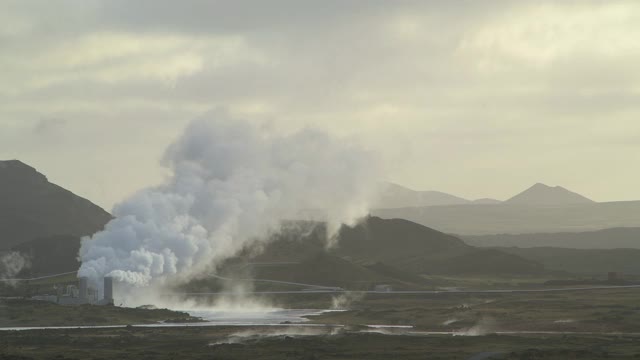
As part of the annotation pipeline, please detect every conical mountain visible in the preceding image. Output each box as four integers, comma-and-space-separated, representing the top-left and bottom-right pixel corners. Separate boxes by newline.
505, 183, 594, 205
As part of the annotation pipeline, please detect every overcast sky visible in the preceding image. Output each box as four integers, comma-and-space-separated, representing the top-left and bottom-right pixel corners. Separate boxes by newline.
1, 0, 639, 209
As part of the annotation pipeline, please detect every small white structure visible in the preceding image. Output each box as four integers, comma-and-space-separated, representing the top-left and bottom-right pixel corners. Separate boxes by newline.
374, 284, 393, 292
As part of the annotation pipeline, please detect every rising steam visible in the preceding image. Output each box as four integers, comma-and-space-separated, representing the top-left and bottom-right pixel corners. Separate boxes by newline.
78, 112, 379, 291
0, 251, 30, 286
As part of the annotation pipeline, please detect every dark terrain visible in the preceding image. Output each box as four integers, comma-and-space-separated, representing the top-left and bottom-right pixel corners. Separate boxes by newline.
0, 299, 198, 327
3, 161, 640, 359
2, 327, 639, 360
0, 160, 111, 250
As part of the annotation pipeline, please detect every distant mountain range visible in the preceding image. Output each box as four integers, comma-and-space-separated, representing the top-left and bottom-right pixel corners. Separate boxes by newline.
374, 182, 595, 209
1, 160, 543, 281
0, 160, 111, 249
373, 182, 475, 208
3, 159, 639, 285
373, 182, 501, 208
372, 182, 640, 235
373, 201, 640, 235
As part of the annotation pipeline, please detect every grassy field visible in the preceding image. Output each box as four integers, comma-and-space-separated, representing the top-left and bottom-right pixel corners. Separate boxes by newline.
0, 299, 199, 327
306, 288, 640, 333
1, 326, 640, 359
2, 277, 640, 359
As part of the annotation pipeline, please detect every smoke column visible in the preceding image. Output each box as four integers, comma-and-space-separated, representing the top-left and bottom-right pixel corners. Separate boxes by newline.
78, 112, 379, 291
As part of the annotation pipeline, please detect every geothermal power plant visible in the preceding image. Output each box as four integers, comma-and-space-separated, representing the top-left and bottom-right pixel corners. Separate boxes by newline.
32, 276, 114, 306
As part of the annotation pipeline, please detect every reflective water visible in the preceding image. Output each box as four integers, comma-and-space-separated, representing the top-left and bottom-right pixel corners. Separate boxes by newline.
0, 308, 340, 331
183, 308, 334, 326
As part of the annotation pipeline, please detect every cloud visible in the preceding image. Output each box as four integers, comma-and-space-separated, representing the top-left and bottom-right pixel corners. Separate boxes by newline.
1, 0, 640, 208
33, 117, 67, 136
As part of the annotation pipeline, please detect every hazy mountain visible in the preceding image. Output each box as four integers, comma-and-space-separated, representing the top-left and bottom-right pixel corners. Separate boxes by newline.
0, 160, 111, 249
463, 227, 640, 249
505, 183, 594, 205
373, 201, 640, 235
373, 182, 472, 208
373, 182, 505, 209
373, 182, 594, 209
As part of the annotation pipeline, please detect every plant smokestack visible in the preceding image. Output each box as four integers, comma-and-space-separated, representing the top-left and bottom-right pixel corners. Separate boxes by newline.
103, 276, 113, 304
79, 276, 88, 301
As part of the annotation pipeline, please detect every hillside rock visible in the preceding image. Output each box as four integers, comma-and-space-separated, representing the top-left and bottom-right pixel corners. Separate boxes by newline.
0, 160, 111, 249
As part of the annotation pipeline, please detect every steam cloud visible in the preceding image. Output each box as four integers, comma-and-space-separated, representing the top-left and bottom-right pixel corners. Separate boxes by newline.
331, 291, 365, 310
78, 112, 379, 289
0, 252, 30, 285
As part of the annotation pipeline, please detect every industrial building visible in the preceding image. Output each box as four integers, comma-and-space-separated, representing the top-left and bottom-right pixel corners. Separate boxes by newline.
32, 276, 114, 306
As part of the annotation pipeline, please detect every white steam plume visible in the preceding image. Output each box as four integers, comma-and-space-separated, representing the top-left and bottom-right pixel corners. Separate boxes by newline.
78, 112, 379, 290
0, 252, 30, 286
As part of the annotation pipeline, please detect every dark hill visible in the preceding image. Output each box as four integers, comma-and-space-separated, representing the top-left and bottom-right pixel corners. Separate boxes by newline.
333, 217, 543, 275
0, 160, 111, 249
234, 222, 429, 290
334, 216, 469, 271
12, 235, 81, 276
241, 217, 543, 279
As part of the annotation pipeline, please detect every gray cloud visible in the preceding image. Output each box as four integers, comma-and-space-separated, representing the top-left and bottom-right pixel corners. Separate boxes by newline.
1, 0, 639, 208
33, 117, 67, 136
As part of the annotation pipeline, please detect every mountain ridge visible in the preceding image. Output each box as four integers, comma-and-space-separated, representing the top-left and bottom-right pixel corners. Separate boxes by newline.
505, 183, 594, 205
373, 200, 640, 235
375, 182, 597, 210
0, 159, 112, 249
374, 182, 504, 208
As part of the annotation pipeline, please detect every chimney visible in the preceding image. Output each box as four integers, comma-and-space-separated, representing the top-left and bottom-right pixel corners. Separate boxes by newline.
79, 276, 88, 301
103, 276, 113, 304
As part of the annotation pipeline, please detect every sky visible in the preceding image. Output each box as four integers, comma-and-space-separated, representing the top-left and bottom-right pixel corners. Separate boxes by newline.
1, 0, 639, 210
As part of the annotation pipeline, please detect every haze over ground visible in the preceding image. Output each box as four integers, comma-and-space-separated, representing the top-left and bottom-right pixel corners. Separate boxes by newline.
1, 1, 640, 210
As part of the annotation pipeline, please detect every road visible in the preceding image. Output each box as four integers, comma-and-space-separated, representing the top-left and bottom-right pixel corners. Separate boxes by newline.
466, 352, 504, 360
0, 271, 77, 282
174, 284, 640, 296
